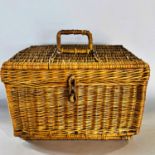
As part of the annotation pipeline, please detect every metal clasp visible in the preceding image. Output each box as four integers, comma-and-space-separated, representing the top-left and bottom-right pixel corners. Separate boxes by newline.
67, 75, 76, 103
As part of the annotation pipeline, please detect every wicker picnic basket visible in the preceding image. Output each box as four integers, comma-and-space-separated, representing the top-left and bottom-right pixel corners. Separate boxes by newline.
1, 30, 150, 140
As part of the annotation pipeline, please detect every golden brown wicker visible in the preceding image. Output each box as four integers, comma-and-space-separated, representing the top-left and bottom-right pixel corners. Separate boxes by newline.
1, 30, 150, 140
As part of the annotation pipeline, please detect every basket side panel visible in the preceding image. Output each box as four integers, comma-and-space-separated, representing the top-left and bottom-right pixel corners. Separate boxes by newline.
5, 85, 23, 135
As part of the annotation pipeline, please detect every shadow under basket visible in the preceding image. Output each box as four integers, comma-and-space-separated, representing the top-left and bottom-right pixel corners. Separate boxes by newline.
1, 30, 150, 140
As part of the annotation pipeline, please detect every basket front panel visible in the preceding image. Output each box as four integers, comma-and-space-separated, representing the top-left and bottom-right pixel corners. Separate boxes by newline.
5, 83, 147, 139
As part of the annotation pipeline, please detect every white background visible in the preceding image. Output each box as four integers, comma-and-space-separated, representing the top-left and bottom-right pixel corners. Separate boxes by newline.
0, 0, 155, 155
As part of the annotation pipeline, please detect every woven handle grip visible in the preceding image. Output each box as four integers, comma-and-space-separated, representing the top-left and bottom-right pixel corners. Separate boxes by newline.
57, 30, 93, 54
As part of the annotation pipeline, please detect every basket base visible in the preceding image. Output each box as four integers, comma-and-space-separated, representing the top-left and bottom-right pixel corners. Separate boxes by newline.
14, 131, 133, 140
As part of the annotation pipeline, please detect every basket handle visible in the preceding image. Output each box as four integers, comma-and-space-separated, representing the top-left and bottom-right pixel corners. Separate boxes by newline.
57, 30, 93, 54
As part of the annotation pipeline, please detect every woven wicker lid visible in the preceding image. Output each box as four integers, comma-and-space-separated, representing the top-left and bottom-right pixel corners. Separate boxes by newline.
1, 30, 149, 70
2, 45, 147, 69
1, 44, 148, 70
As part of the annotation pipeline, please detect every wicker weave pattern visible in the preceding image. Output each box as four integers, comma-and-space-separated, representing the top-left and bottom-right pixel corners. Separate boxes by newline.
4, 82, 147, 140
1, 30, 150, 140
